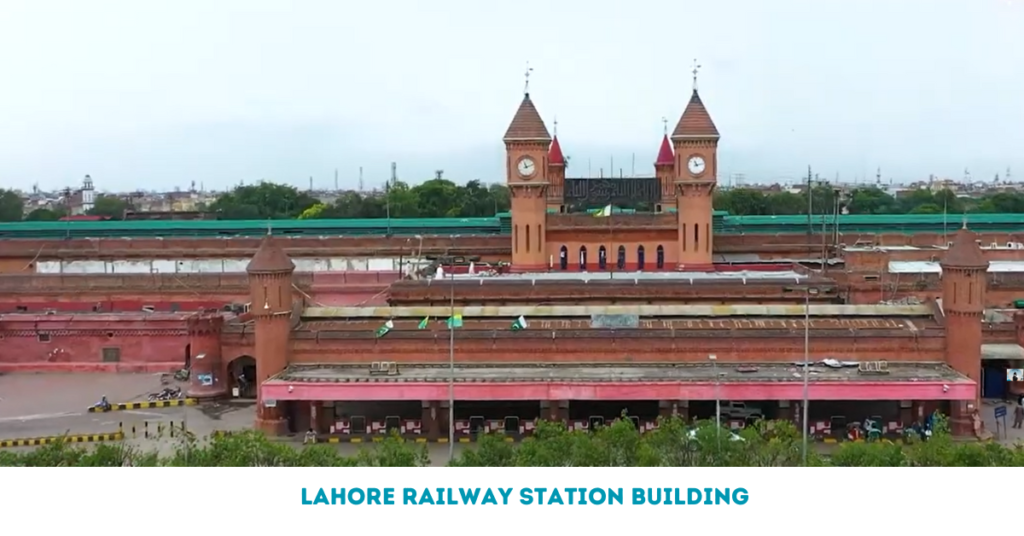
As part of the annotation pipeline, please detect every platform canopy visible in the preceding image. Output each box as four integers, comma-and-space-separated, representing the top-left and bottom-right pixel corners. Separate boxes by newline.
261, 363, 975, 402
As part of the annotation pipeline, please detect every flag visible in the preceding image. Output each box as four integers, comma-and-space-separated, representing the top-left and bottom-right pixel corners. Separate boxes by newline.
511, 315, 528, 331
592, 204, 612, 217
375, 320, 394, 338
446, 314, 463, 329
417, 316, 430, 329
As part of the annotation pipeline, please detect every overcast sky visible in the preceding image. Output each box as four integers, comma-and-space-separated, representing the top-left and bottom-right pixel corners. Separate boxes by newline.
1, 0, 1022, 193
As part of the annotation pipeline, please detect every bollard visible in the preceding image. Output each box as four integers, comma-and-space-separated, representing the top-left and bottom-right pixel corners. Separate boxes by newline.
131, 425, 137, 438
144, 421, 149, 439
157, 423, 163, 435
170, 421, 175, 438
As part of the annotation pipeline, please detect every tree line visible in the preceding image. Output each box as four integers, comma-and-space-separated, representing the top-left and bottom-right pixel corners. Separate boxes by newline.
714, 185, 1024, 216
2, 415, 1021, 467
4, 182, 1024, 222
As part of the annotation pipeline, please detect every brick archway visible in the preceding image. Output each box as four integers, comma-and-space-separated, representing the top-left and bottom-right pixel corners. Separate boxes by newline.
228, 355, 257, 399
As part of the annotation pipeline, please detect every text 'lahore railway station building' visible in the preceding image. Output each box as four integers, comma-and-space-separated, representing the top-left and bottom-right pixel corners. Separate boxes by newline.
3, 86, 1024, 439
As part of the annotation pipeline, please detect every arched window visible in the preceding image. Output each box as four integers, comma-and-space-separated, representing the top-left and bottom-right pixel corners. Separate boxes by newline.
579, 246, 588, 271
559, 245, 568, 270
598, 246, 608, 270
637, 246, 646, 271
656, 245, 665, 269
617, 245, 626, 270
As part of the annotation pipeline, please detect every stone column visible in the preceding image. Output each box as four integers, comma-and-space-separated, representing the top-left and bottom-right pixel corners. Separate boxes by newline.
658, 400, 689, 422
422, 401, 441, 440
186, 315, 227, 399
777, 400, 795, 423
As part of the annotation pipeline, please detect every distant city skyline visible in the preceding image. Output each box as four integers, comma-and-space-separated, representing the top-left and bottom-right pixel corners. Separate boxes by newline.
1, 0, 1022, 192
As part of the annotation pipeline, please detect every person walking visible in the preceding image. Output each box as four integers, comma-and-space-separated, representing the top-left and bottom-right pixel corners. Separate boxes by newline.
1013, 404, 1024, 430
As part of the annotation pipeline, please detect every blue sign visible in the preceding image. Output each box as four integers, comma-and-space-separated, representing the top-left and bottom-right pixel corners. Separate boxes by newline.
995, 406, 1007, 419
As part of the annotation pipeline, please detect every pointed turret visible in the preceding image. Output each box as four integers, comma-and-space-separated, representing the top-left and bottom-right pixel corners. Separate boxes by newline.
655, 135, 674, 166
503, 94, 551, 142
671, 90, 720, 140
246, 234, 295, 274
548, 136, 565, 166
940, 226, 988, 270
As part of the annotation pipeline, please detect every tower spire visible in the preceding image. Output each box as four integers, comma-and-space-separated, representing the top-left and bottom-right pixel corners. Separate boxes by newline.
524, 61, 533, 96
691, 59, 701, 92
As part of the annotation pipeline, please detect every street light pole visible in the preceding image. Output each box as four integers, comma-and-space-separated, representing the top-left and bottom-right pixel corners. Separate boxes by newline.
448, 262, 455, 461
709, 353, 720, 448
801, 288, 813, 465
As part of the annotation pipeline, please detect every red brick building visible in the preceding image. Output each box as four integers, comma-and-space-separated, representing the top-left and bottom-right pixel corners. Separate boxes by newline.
3, 86, 1022, 440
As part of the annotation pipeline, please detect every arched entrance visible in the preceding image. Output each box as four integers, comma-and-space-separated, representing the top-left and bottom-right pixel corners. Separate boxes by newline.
228, 355, 257, 399
559, 245, 568, 270
184, 343, 191, 370
637, 245, 646, 271
656, 245, 665, 269
579, 246, 588, 271
598, 246, 607, 270
617, 246, 626, 270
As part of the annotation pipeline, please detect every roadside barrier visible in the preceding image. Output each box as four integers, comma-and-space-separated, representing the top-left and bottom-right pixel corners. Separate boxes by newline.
88, 398, 198, 413
0, 432, 124, 448
118, 421, 187, 439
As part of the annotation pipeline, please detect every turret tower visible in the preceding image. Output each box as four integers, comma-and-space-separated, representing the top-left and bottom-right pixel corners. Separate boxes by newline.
246, 233, 296, 435
939, 224, 988, 435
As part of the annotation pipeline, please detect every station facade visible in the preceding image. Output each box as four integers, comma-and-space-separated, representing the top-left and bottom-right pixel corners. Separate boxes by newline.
170, 86, 1007, 441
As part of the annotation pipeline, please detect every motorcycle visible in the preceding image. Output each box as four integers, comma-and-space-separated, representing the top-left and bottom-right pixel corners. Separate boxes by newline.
91, 397, 112, 412
148, 387, 182, 402
847, 419, 883, 442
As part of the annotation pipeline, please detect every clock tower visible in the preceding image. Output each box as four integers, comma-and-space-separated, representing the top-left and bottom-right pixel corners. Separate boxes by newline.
504, 91, 551, 270
671, 64, 719, 269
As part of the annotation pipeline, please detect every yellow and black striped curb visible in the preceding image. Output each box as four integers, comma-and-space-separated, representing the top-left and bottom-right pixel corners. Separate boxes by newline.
0, 432, 124, 448
88, 398, 197, 413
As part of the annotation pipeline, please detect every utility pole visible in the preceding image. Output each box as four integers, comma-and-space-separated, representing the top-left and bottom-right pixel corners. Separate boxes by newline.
806, 165, 813, 243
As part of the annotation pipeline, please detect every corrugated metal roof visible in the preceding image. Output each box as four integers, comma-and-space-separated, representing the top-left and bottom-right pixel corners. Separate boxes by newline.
889, 260, 1024, 274
302, 304, 935, 319
435, 270, 808, 282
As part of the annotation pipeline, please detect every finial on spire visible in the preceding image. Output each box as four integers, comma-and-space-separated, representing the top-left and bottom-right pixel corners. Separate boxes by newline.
691, 59, 701, 91
553, 116, 558, 137
662, 116, 668, 135
524, 61, 533, 96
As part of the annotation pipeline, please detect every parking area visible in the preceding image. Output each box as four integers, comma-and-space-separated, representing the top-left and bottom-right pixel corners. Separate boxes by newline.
0, 373, 255, 456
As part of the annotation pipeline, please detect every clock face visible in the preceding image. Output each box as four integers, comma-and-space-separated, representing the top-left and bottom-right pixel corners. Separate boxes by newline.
517, 157, 536, 178
687, 155, 706, 175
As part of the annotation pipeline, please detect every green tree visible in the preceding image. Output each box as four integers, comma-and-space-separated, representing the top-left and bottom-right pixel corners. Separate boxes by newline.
23, 207, 68, 221
0, 189, 24, 221
209, 182, 319, 220
87, 195, 129, 219
845, 187, 898, 215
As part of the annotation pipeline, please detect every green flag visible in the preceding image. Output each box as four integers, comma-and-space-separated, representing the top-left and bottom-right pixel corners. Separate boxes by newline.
511, 315, 528, 331
446, 314, 463, 329
592, 204, 612, 217
417, 316, 430, 329
375, 319, 394, 338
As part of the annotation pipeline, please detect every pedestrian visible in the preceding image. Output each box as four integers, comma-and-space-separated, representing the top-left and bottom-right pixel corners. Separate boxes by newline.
1014, 404, 1024, 429
304, 428, 317, 444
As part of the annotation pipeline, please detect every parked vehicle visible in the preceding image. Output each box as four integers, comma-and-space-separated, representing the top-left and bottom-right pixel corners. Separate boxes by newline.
717, 402, 764, 421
